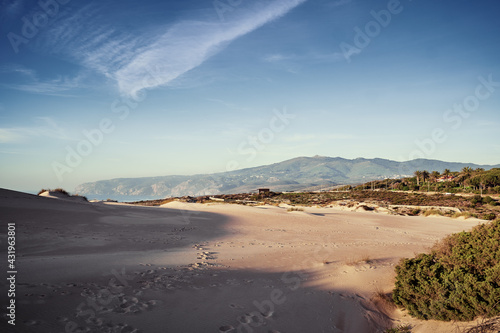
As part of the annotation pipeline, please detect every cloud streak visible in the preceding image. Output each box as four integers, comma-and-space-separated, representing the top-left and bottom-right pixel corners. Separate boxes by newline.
1, 64, 85, 95
0, 117, 72, 143
41, 0, 307, 96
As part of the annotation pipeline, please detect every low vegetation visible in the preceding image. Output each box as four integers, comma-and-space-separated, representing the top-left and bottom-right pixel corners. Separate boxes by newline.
129, 190, 499, 220
383, 324, 412, 333
37, 188, 70, 196
37, 188, 87, 201
287, 207, 304, 212
355, 167, 500, 195
392, 220, 500, 321
128, 198, 175, 206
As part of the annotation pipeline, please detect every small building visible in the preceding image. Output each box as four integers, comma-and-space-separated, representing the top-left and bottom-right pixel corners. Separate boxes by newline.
258, 188, 270, 195
438, 176, 454, 182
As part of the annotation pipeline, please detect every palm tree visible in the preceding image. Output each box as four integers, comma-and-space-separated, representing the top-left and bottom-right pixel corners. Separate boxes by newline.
460, 167, 473, 189
414, 170, 422, 186
422, 170, 430, 183
430, 171, 440, 182
462, 166, 473, 174
421, 170, 430, 191
443, 169, 451, 176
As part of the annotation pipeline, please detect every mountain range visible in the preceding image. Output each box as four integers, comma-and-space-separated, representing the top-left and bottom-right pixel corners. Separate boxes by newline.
75, 156, 500, 199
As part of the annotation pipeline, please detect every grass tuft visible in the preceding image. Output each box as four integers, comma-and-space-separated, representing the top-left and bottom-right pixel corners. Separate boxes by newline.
423, 209, 443, 217
287, 207, 304, 212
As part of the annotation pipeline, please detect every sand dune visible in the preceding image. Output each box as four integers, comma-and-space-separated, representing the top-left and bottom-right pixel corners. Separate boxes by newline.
0, 188, 484, 332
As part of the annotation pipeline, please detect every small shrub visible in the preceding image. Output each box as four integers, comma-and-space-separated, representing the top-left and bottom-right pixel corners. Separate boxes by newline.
483, 213, 496, 221
471, 195, 484, 206
38, 188, 70, 196
410, 208, 421, 216
483, 196, 497, 206
287, 207, 304, 212
53, 188, 70, 196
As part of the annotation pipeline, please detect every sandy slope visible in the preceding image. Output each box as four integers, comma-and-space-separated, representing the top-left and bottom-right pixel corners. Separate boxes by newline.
0, 189, 484, 333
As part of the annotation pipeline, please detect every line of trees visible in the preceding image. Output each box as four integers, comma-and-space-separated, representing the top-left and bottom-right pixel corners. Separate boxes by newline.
349, 167, 500, 194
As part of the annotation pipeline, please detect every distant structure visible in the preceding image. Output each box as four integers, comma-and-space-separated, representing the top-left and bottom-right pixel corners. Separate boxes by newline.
437, 175, 455, 182
258, 188, 270, 195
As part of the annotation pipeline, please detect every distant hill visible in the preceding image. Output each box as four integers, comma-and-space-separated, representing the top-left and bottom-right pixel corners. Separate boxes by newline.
74, 156, 500, 199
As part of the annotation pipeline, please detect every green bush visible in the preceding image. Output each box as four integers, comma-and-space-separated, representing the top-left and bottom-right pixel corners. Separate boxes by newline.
483, 213, 497, 221
471, 195, 484, 206
483, 196, 497, 206
392, 220, 500, 321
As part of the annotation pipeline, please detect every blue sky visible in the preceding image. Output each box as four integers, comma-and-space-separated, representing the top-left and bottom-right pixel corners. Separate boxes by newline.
1, 0, 499, 192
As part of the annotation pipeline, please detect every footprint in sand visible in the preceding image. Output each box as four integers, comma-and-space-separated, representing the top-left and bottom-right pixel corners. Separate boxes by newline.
237, 315, 251, 324
261, 310, 274, 318
219, 325, 235, 332
24, 319, 41, 326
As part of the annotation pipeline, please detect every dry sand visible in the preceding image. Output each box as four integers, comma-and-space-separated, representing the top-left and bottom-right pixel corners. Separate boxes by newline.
0, 188, 485, 333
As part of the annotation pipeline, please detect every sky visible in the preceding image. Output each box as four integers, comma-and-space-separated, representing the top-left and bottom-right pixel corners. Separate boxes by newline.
0, 0, 499, 192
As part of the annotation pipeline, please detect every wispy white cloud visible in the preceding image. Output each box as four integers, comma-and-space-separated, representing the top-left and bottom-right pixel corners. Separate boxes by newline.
1, 64, 85, 95
0, 63, 35, 76
263, 51, 345, 64
0, 117, 73, 143
263, 54, 294, 63
7, 75, 84, 94
40, 0, 307, 97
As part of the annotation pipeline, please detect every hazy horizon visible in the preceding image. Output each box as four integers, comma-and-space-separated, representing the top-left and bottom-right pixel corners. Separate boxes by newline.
1, 0, 499, 192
